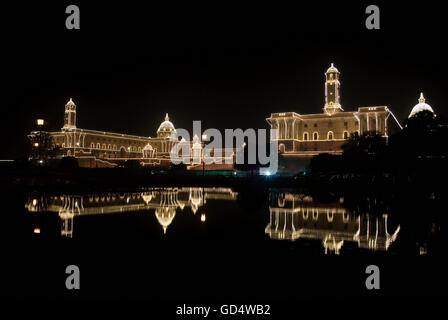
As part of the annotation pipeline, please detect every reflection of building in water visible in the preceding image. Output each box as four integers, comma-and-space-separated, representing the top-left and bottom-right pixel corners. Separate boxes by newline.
25, 187, 238, 237
265, 192, 400, 254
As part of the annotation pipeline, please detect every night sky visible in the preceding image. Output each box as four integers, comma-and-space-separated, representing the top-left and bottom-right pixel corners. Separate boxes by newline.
2, 2, 445, 159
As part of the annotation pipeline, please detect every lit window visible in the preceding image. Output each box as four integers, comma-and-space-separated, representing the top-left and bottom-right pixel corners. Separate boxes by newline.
303, 132, 309, 141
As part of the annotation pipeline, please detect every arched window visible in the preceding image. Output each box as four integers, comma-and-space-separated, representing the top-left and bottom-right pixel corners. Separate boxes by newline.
102, 144, 106, 150
97, 143, 100, 149
90, 143, 94, 148
108, 144, 112, 150
113, 145, 117, 150
138, 147, 141, 152
303, 132, 309, 141
313, 132, 319, 140
343, 131, 349, 139
327, 131, 334, 140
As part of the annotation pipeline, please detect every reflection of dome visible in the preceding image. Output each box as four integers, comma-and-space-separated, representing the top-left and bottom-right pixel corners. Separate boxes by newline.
326, 63, 339, 73
158, 113, 175, 131
409, 93, 434, 118
155, 206, 176, 234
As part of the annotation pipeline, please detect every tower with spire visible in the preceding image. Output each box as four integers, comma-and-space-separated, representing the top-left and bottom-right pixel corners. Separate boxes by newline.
324, 63, 343, 115
63, 98, 76, 129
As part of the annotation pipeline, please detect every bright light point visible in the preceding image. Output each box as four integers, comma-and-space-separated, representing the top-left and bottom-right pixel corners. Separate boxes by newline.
33, 228, 40, 234
38, 160, 44, 164
33, 142, 39, 147
32, 199, 38, 206
202, 134, 207, 141
201, 213, 206, 222
233, 171, 237, 175
260, 168, 274, 176
36, 119, 44, 126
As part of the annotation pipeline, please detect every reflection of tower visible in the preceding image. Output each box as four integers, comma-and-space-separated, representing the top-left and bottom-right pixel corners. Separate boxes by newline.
324, 64, 343, 115
63, 98, 76, 129
60, 212, 74, 238
189, 188, 203, 214
58, 195, 83, 238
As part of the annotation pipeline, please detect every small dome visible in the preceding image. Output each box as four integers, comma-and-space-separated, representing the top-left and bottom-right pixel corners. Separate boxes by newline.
409, 93, 434, 118
326, 63, 339, 73
158, 113, 175, 132
66, 98, 76, 106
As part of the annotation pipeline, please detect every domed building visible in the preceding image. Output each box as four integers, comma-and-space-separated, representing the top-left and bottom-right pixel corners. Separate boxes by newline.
157, 113, 177, 139
31, 106, 222, 167
409, 93, 435, 118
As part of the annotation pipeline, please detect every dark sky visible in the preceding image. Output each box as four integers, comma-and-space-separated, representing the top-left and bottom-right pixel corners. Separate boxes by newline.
2, 2, 446, 159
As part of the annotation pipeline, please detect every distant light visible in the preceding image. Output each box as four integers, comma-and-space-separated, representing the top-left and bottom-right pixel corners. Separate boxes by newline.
38, 160, 44, 164
233, 171, 237, 175
33, 228, 40, 234
36, 119, 44, 126
202, 134, 208, 141
33, 142, 39, 147
201, 213, 206, 222
32, 199, 38, 206
260, 168, 274, 176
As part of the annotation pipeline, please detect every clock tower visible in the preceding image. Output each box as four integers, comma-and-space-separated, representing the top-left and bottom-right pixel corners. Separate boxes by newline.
324, 63, 343, 115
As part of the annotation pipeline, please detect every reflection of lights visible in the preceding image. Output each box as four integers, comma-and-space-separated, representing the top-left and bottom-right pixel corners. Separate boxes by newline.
32, 199, 38, 206
33, 228, 41, 234
201, 213, 206, 222
36, 119, 44, 126
33, 142, 39, 147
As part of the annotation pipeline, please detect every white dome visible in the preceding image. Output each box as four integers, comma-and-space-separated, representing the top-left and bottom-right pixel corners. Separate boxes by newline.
158, 113, 175, 131
409, 93, 434, 118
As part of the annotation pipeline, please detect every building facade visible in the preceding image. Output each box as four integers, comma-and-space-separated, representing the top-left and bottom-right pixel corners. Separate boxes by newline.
29, 99, 234, 168
267, 64, 403, 157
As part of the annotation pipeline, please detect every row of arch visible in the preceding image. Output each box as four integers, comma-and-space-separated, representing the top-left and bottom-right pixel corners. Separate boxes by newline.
89, 143, 142, 153
302, 130, 356, 141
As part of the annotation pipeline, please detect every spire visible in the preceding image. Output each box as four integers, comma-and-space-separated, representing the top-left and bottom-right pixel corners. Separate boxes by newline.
165, 113, 169, 121
66, 98, 75, 106
419, 92, 425, 103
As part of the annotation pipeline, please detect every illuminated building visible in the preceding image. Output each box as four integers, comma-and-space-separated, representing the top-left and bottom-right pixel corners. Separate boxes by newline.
28, 100, 236, 168
409, 93, 435, 118
25, 188, 238, 237
267, 64, 403, 158
265, 192, 400, 253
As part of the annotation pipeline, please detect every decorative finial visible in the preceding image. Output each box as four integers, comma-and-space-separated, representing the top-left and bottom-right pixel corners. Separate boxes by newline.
331, 63, 334, 68
419, 92, 425, 103
165, 113, 169, 121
